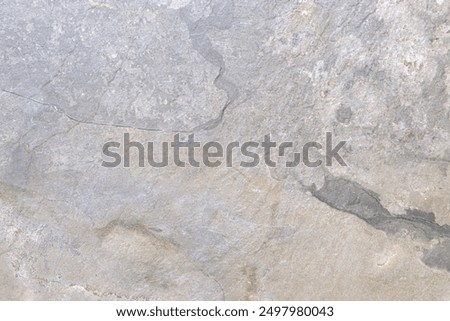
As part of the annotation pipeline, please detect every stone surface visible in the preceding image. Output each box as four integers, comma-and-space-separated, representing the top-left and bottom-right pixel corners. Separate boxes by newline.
0, 0, 450, 300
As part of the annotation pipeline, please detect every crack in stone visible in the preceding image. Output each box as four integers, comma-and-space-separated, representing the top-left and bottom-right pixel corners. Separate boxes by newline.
2, 89, 166, 133
180, 0, 239, 131
309, 175, 450, 272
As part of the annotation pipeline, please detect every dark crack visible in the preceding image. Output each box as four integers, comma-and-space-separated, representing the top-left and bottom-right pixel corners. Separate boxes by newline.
2, 89, 164, 133
180, 0, 239, 132
309, 175, 450, 271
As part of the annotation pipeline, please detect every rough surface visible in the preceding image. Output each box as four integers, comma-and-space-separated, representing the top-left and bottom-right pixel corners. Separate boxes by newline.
1, 0, 450, 300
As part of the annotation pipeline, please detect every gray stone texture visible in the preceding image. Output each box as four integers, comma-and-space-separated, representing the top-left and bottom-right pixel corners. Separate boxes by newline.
0, 0, 450, 300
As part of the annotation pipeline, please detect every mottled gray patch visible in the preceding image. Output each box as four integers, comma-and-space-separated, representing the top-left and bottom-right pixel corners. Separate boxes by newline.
421, 240, 450, 272
421, 59, 449, 131
0, 1, 230, 133
335, 106, 352, 123
2, 144, 31, 188
394, 105, 413, 127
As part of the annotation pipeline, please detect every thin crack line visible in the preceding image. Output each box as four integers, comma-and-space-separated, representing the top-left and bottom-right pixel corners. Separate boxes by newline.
1, 89, 180, 133
2, 86, 237, 134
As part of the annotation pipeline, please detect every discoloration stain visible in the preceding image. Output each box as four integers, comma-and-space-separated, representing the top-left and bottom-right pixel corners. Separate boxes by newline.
310, 175, 450, 271
421, 240, 450, 272
96, 219, 175, 251
243, 265, 258, 300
